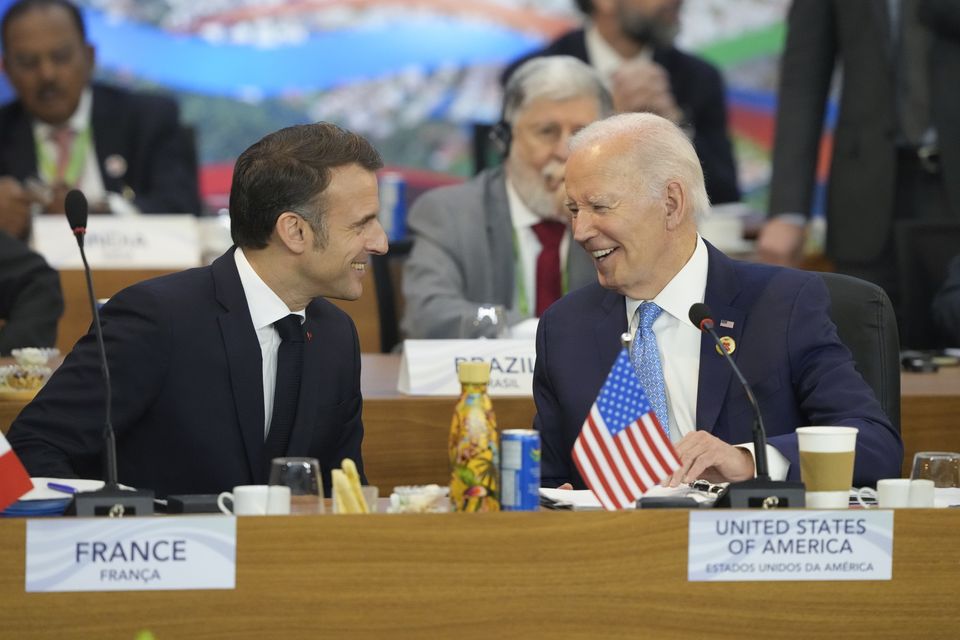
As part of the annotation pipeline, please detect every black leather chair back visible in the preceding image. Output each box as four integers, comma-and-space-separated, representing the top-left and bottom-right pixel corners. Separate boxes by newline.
819, 272, 901, 433
895, 220, 960, 348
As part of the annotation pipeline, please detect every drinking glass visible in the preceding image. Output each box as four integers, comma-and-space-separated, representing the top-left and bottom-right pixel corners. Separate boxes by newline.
910, 452, 960, 488
459, 304, 508, 339
268, 457, 324, 514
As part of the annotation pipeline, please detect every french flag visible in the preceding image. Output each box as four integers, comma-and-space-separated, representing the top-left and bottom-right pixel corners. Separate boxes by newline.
0, 432, 32, 512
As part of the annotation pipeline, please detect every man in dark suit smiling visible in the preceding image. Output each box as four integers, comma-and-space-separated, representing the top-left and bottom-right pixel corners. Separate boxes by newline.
8, 123, 387, 497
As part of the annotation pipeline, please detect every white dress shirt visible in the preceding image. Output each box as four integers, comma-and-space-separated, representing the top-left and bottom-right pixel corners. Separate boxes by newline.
234, 248, 305, 439
505, 177, 570, 318
624, 236, 789, 480
32, 88, 139, 216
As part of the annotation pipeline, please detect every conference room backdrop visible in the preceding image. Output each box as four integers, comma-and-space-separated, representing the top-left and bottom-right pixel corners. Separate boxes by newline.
0, 0, 815, 214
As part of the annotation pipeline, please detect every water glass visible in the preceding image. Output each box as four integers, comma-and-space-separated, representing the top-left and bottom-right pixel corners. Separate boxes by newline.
460, 304, 508, 339
910, 452, 960, 488
268, 457, 324, 514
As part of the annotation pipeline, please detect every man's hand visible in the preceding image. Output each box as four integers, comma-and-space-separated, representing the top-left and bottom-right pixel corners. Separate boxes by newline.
663, 431, 755, 487
0, 176, 33, 239
611, 59, 683, 124
756, 218, 805, 266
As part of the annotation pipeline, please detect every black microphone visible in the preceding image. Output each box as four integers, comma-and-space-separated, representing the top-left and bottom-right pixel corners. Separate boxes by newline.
688, 303, 805, 509
65, 189, 88, 246
64, 189, 153, 516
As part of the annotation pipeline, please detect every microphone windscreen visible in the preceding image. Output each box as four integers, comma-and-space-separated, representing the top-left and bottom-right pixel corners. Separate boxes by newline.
65, 189, 89, 231
688, 302, 713, 328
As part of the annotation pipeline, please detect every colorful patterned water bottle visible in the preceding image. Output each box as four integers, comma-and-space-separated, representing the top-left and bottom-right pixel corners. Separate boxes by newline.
449, 361, 499, 512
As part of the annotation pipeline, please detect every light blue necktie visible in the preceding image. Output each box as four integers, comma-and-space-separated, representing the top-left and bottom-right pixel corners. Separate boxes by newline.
630, 302, 670, 438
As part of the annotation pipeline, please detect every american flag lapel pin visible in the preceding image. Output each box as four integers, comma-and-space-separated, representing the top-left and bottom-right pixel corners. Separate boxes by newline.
719, 319, 735, 329
306, 330, 313, 342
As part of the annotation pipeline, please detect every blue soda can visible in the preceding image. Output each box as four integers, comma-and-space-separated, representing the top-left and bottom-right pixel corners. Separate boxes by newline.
500, 429, 541, 511
377, 171, 407, 241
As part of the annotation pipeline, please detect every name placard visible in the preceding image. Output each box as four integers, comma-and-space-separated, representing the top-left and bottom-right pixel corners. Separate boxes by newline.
33, 215, 201, 269
25, 516, 236, 592
398, 339, 536, 396
688, 510, 893, 582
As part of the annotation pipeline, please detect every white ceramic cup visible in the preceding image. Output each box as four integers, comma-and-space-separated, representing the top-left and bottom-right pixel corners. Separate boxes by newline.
908, 478, 935, 508
856, 478, 911, 508
797, 426, 858, 509
217, 485, 290, 516
266, 485, 292, 514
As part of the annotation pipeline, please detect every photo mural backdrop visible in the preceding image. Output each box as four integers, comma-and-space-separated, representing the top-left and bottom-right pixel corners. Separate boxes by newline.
1, 0, 807, 213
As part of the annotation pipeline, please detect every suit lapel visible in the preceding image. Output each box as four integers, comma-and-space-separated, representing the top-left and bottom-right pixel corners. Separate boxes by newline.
696, 244, 744, 433
214, 248, 265, 481
486, 168, 516, 303
90, 85, 126, 194
594, 289, 628, 376
1, 107, 39, 179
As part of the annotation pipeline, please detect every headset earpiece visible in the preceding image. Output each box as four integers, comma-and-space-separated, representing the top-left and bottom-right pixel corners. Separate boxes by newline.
489, 121, 512, 156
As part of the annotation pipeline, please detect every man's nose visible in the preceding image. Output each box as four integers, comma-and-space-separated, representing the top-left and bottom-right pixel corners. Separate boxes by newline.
367, 220, 389, 256
572, 210, 594, 243
553, 130, 573, 161
36, 57, 59, 82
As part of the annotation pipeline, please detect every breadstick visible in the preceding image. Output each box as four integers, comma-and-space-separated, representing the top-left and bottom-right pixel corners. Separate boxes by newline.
341, 458, 369, 513
332, 469, 361, 514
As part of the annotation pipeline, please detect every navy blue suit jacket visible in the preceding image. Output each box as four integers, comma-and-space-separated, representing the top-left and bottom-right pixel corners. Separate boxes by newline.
0, 83, 201, 215
533, 244, 902, 488
503, 29, 740, 205
8, 248, 364, 497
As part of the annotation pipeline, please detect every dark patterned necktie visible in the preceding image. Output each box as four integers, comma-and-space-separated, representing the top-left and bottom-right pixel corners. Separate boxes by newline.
263, 314, 305, 477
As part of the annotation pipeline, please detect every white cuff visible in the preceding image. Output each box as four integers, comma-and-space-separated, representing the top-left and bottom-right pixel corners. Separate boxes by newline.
735, 442, 790, 481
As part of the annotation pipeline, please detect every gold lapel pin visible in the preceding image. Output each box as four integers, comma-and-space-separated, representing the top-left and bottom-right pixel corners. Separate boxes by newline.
715, 335, 736, 355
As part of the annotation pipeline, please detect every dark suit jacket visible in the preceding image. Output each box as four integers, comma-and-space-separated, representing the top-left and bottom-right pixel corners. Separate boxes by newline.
503, 29, 740, 205
7, 248, 364, 497
932, 255, 960, 345
533, 242, 902, 488
768, 0, 960, 263
402, 166, 597, 339
0, 83, 201, 215
0, 231, 63, 355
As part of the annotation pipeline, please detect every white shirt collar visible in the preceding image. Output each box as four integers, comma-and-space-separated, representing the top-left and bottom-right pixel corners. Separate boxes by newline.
626, 235, 708, 329
504, 176, 542, 231
33, 86, 92, 138
233, 248, 304, 330
584, 22, 653, 85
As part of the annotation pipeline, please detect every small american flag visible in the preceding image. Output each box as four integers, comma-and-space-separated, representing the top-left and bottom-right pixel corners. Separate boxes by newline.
572, 349, 681, 510
719, 319, 735, 329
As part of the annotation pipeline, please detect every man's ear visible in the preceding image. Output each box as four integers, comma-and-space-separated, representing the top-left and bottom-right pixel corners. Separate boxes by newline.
274, 211, 307, 253
663, 180, 687, 231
